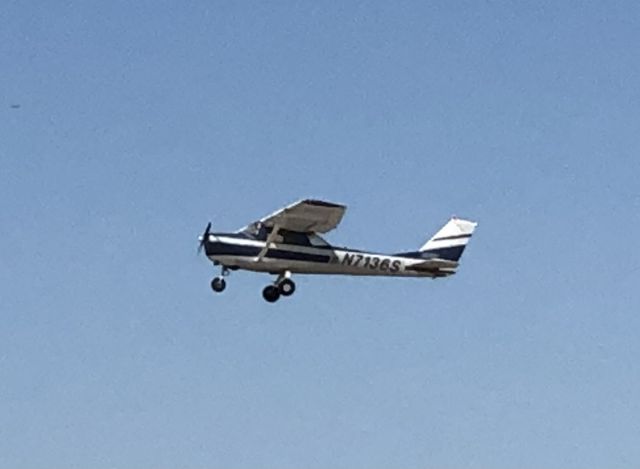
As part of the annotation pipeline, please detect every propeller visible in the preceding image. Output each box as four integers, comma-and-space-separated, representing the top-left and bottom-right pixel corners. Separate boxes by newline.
197, 222, 212, 254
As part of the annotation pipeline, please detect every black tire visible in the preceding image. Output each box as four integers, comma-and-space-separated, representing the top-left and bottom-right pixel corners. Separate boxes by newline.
211, 277, 226, 293
278, 279, 296, 296
262, 285, 280, 303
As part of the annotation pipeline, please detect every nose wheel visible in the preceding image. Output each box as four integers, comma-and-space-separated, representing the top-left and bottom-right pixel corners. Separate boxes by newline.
210, 267, 230, 294
211, 277, 226, 292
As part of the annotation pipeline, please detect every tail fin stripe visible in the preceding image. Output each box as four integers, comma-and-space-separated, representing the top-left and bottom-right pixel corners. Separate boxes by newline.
421, 245, 466, 261
432, 234, 472, 242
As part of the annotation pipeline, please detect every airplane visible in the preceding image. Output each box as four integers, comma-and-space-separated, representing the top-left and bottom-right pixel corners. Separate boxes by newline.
197, 199, 477, 303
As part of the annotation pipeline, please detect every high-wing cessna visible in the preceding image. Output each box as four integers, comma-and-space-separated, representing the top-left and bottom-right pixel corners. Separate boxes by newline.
197, 199, 477, 302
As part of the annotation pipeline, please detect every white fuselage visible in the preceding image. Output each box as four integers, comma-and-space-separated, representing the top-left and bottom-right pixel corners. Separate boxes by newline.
206, 235, 449, 278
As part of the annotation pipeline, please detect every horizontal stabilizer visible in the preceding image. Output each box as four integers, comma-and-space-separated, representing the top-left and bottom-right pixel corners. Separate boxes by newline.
405, 258, 458, 276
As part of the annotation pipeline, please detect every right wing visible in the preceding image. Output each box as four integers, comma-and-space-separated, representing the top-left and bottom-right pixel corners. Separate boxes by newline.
240, 199, 347, 234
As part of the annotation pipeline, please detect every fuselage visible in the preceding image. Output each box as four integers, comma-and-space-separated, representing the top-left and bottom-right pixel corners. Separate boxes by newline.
204, 232, 453, 278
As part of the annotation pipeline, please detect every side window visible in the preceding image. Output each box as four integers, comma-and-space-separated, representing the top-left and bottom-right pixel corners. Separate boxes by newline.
280, 230, 311, 246
309, 234, 330, 247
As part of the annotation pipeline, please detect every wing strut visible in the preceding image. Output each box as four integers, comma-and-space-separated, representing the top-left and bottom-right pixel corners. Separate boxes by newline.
255, 224, 280, 262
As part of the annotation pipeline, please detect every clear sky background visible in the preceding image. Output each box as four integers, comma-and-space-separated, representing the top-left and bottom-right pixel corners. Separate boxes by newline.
2, 1, 640, 468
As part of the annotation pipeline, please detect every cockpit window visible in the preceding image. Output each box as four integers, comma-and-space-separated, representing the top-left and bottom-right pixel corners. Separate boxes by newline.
243, 222, 268, 240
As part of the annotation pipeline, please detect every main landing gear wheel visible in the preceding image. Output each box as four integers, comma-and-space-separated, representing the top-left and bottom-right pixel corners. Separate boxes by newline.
278, 278, 296, 296
211, 277, 226, 293
262, 285, 280, 303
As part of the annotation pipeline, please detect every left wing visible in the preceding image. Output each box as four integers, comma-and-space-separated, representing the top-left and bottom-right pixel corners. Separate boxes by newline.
242, 199, 347, 234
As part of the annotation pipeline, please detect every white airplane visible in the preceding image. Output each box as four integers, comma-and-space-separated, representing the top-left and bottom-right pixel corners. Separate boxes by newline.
198, 199, 477, 303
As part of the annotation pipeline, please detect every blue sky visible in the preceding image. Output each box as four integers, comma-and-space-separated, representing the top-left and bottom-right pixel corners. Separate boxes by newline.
2, 1, 640, 467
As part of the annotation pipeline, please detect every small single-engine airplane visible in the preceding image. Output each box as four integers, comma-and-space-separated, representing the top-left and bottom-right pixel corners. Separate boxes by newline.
197, 199, 477, 302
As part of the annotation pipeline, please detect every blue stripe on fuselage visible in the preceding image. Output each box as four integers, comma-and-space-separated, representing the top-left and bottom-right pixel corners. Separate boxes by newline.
205, 241, 331, 263
265, 249, 331, 263
205, 242, 261, 257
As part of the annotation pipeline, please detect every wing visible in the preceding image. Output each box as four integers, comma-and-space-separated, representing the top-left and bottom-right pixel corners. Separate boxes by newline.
241, 199, 347, 234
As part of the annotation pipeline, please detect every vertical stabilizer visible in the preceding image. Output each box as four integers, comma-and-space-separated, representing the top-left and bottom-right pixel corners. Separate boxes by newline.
419, 218, 477, 262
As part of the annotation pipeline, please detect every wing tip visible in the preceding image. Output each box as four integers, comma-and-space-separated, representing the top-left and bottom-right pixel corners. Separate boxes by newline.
302, 198, 346, 209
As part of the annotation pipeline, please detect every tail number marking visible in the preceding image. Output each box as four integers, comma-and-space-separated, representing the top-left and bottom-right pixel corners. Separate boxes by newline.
342, 254, 401, 272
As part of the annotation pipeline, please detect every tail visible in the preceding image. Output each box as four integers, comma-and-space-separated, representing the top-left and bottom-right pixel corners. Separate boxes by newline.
396, 218, 478, 262
418, 217, 477, 262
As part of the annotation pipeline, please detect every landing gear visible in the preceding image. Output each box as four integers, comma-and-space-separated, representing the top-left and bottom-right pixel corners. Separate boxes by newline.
261, 272, 296, 303
278, 278, 296, 296
208, 267, 297, 302
211, 277, 226, 292
210, 266, 230, 294
262, 285, 280, 303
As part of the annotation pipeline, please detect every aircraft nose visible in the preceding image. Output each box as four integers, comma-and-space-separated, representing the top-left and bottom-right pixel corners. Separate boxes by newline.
202, 235, 222, 256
